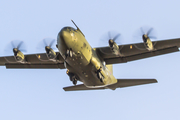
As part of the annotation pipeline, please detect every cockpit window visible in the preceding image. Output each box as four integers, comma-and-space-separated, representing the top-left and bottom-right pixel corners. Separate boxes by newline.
69, 27, 76, 32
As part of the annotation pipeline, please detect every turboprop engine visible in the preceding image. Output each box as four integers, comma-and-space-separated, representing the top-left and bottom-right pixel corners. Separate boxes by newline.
101, 31, 122, 56
142, 34, 154, 51
13, 48, 26, 63
5, 40, 27, 63
45, 46, 56, 60
38, 38, 58, 61
108, 39, 120, 55
139, 27, 157, 51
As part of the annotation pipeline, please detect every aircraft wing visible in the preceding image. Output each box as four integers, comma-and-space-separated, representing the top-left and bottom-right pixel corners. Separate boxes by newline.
63, 79, 157, 91
0, 52, 65, 69
95, 38, 180, 64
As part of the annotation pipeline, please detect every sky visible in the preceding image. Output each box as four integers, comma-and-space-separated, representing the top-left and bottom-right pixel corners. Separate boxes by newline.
0, 0, 180, 120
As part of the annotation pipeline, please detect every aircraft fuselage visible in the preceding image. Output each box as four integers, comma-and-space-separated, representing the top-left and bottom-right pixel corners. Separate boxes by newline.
57, 27, 117, 88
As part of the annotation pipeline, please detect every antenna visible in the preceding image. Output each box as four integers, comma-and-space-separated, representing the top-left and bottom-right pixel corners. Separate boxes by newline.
71, 20, 85, 37
71, 20, 78, 29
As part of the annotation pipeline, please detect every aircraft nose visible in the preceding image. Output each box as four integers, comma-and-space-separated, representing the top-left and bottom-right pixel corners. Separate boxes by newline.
57, 27, 76, 51
59, 27, 71, 43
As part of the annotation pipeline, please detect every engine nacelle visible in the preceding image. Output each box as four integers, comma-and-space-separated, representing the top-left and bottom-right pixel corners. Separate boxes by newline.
108, 39, 120, 56
13, 48, 26, 63
142, 34, 154, 51
45, 46, 57, 60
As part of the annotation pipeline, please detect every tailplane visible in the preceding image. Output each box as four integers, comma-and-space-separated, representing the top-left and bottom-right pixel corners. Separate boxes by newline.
63, 79, 157, 91
108, 79, 157, 90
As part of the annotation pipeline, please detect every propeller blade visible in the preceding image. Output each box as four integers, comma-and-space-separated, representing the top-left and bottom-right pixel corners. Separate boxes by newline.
20, 49, 27, 52
37, 38, 57, 51
113, 33, 121, 41
134, 26, 157, 40
43, 39, 48, 46
11, 41, 16, 48
148, 35, 157, 39
147, 28, 153, 36
140, 27, 145, 35
108, 32, 112, 40
49, 39, 56, 47
5, 40, 27, 55
99, 31, 122, 47
17, 41, 24, 49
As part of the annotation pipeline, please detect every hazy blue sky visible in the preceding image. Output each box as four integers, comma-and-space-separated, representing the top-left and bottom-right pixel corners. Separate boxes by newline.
0, 0, 180, 120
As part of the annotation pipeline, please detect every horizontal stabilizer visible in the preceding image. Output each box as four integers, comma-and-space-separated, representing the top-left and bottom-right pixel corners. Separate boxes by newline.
63, 79, 157, 91
108, 79, 157, 89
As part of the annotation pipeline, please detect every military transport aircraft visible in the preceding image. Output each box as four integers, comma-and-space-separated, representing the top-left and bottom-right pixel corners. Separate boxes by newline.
0, 20, 180, 91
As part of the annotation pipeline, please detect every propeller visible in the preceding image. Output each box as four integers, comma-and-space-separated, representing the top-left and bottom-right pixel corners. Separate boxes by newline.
37, 38, 57, 51
133, 26, 157, 50
5, 40, 27, 55
99, 31, 122, 47
134, 26, 157, 40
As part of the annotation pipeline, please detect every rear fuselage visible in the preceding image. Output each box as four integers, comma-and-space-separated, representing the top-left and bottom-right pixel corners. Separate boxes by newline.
57, 27, 117, 88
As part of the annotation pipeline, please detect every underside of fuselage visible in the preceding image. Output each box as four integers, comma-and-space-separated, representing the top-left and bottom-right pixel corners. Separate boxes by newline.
57, 27, 117, 88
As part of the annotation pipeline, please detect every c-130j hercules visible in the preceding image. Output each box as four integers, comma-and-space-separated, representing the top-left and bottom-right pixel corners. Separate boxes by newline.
1, 20, 180, 91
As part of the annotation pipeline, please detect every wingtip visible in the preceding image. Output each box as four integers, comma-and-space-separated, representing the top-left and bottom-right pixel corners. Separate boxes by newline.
153, 79, 158, 83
